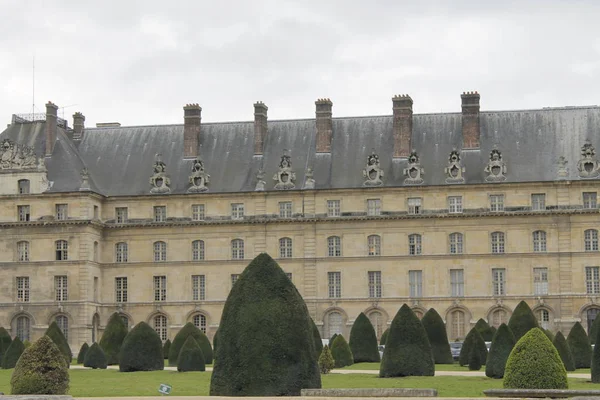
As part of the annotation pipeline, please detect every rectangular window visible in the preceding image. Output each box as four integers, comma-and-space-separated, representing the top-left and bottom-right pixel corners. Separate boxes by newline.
367, 199, 381, 216
192, 275, 206, 301
448, 196, 463, 213
409, 270, 422, 297
231, 274, 240, 288
368, 271, 382, 298
17, 205, 30, 222
533, 267, 549, 295
93, 205, 99, 219
115, 207, 128, 224
55, 204, 68, 220
450, 269, 464, 297
153, 276, 167, 301
328, 272, 341, 298
327, 200, 341, 217
18, 179, 30, 194
586, 266, 600, 295
192, 204, 205, 221
279, 201, 293, 218
17, 241, 29, 262
407, 197, 422, 215
531, 194, 546, 211
153, 206, 166, 222
16, 277, 30, 302
583, 192, 598, 209
231, 203, 244, 219
492, 268, 506, 296
115, 277, 128, 303
54, 275, 68, 301
489, 194, 504, 212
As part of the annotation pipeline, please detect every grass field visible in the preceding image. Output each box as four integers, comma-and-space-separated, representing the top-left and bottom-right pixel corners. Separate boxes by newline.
341, 362, 593, 373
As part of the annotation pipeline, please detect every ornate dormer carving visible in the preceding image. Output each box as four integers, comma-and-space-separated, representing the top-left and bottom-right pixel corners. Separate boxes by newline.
79, 168, 90, 191
445, 149, 465, 184
273, 154, 296, 190
363, 152, 384, 186
484, 148, 507, 182
188, 157, 210, 193
577, 142, 600, 178
149, 154, 171, 194
403, 151, 424, 185
557, 156, 569, 179
255, 169, 266, 191
303, 167, 315, 190
0, 139, 42, 170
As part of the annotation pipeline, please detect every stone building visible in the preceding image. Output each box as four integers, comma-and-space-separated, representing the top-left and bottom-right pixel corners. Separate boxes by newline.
0, 93, 599, 352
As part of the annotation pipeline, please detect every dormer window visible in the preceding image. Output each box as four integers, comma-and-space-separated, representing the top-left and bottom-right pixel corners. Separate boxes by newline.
18, 180, 30, 194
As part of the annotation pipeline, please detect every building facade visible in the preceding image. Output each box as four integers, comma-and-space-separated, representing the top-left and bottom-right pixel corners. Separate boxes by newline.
0, 93, 599, 351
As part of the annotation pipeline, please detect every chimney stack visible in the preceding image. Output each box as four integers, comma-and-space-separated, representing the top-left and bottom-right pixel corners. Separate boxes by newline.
45, 101, 58, 156
392, 95, 413, 157
461, 91, 480, 149
183, 104, 201, 158
254, 101, 268, 155
73, 112, 85, 139
315, 98, 333, 153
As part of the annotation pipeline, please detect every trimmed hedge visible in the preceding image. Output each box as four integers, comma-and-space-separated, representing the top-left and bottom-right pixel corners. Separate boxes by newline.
212, 329, 219, 354
330, 333, 339, 346
379, 304, 434, 377
119, 321, 164, 372
177, 336, 205, 372
349, 312, 380, 363
459, 327, 488, 366
380, 328, 389, 346
83, 343, 107, 369
475, 318, 495, 342
468, 344, 482, 370
209, 253, 321, 396
45, 322, 72, 367
99, 313, 128, 365
553, 331, 575, 372
10, 335, 69, 394
543, 329, 555, 342
591, 316, 600, 345
76, 343, 89, 365
0, 327, 12, 365
504, 328, 567, 389
311, 319, 323, 359
567, 322, 591, 369
422, 308, 453, 364
168, 322, 213, 366
1, 336, 25, 369
485, 323, 516, 378
507, 301, 538, 341
593, 324, 600, 382
163, 339, 171, 360
331, 335, 353, 368
318, 345, 335, 374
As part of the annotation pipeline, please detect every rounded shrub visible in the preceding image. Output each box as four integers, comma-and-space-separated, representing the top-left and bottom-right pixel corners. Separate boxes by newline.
486, 323, 516, 378
475, 318, 495, 342
99, 312, 128, 365
177, 336, 205, 372
10, 335, 69, 394
318, 345, 335, 374
459, 327, 488, 366
76, 342, 89, 365
83, 343, 107, 369
311, 319, 323, 359
380, 328, 389, 345
45, 321, 72, 367
163, 339, 171, 360
331, 335, 353, 368
119, 321, 164, 372
507, 301, 538, 341
503, 328, 567, 389
567, 322, 591, 369
1, 336, 25, 369
349, 312, 380, 363
421, 308, 453, 364
592, 326, 600, 382
0, 327, 12, 365
379, 304, 434, 377
468, 345, 482, 370
553, 331, 575, 371
168, 322, 213, 366
209, 253, 321, 396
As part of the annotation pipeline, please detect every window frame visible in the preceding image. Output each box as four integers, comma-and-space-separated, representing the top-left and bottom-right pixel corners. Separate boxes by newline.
407, 197, 422, 215
368, 271, 382, 298
55, 240, 68, 261
231, 203, 245, 219
279, 237, 293, 258
17, 241, 30, 262
531, 193, 546, 211
327, 200, 341, 217
489, 194, 505, 212
153, 206, 167, 222
585, 229, 599, 252
153, 314, 168, 341
449, 232, 464, 254
583, 192, 598, 209
586, 266, 600, 295
367, 198, 382, 216
115, 242, 128, 263
408, 233, 422, 255
115, 207, 128, 224
533, 267, 548, 295
367, 234, 381, 256
153, 275, 167, 301
115, 277, 128, 303
450, 269, 464, 297
18, 179, 30, 194
192, 274, 206, 301
192, 240, 205, 261
17, 205, 30, 222
447, 196, 463, 214
54, 275, 68, 301
153, 241, 167, 262
491, 232, 505, 254
16, 276, 30, 302
191, 204, 205, 221
231, 239, 245, 260
278, 201, 293, 218
55, 204, 68, 220
409, 270, 423, 297
327, 236, 342, 257
532, 230, 547, 252
328, 271, 341, 298
492, 268, 506, 296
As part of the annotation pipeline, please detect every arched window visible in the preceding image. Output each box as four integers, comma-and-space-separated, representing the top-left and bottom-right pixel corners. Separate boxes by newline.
368, 311, 384, 339
56, 315, 69, 341
367, 235, 381, 256
327, 311, 343, 338
55, 240, 68, 261
115, 242, 128, 263
193, 314, 207, 333
585, 229, 599, 251
533, 230, 547, 252
587, 308, 600, 334
153, 241, 167, 262
17, 241, 29, 262
279, 237, 293, 258
537, 309, 550, 330
491, 232, 505, 253
192, 240, 205, 261
231, 239, 244, 260
408, 234, 422, 255
327, 236, 341, 257
491, 309, 507, 328
153, 315, 168, 341
449, 233, 463, 254
450, 310, 465, 340
18, 179, 30, 194
15, 315, 30, 341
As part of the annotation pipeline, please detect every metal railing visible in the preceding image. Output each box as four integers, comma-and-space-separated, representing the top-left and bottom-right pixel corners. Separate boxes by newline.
12, 113, 68, 129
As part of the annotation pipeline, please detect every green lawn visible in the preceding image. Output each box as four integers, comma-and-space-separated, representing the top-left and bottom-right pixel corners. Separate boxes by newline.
341, 362, 593, 373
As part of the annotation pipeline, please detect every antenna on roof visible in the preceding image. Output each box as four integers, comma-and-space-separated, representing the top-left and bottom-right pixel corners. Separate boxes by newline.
32, 56, 35, 120
59, 104, 79, 120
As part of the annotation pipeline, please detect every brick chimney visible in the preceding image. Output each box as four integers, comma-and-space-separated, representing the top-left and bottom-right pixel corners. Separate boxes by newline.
254, 101, 268, 155
45, 101, 58, 156
73, 112, 85, 139
461, 91, 480, 149
183, 104, 201, 158
392, 94, 413, 157
315, 98, 333, 153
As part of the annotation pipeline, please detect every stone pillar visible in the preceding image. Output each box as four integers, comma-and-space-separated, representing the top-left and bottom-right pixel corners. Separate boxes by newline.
254, 101, 268, 155
73, 112, 85, 139
461, 91, 480, 149
315, 98, 333, 153
183, 104, 201, 158
392, 94, 413, 158
45, 101, 58, 156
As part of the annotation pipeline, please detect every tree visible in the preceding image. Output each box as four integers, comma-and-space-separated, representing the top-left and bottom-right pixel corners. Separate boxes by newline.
331, 335, 353, 368
567, 322, 591, 369
10, 336, 69, 394
379, 304, 434, 377
210, 253, 321, 396
45, 322, 72, 366
318, 345, 335, 374
507, 301, 538, 342
592, 326, 600, 382
119, 321, 164, 372
311, 319, 323, 359
83, 343, 107, 369
163, 339, 171, 360
380, 328, 389, 345
177, 336, 205, 372
0, 327, 12, 365
99, 313, 128, 365
459, 327, 488, 366
349, 312, 380, 363
474, 318, 495, 342
553, 331, 575, 372
591, 316, 600, 345
468, 345, 482, 370
421, 308, 453, 364
76, 343, 89, 365
1, 336, 25, 369
168, 322, 213, 366
485, 323, 516, 378
504, 328, 567, 389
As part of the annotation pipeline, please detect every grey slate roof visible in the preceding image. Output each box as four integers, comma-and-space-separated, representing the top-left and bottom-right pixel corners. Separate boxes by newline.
1, 106, 599, 196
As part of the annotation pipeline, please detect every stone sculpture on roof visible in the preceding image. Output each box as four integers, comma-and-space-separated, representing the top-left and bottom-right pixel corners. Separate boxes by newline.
577, 143, 600, 178
255, 169, 266, 191
557, 156, 569, 179
273, 154, 296, 190
149, 154, 171, 194
484, 148, 507, 182
80, 168, 90, 191
188, 156, 210, 193
0, 139, 41, 170
403, 151, 424, 185
363, 152, 384, 186
445, 149, 465, 184
303, 167, 315, 190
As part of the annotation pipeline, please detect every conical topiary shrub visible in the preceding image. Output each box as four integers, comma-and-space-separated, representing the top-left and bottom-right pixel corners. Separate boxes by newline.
163, 339, 171, 360
45, 322, 72, 366
591, 317, 600, 345
475, 318, 495, 342
592, 326, 600, 382
553, 331, 575, 372
177, 336, 205, 372
379, 304, 434, 377
380, 328, 389, 345
119, 321, 164, 372
468, 345, 482, 370
83, 343, 107, 369
543, 329, 555, 342
10, 336, 69, 394
168, 322, 213, 366
212, 329, 219, 354
349, 312, 380, 363
331, 335, 353, 368
460, 327, 488, 366
567, 322, 591, 369
0, 327, 12, 365
99, 313, 128, 365
311, 319, 323, 359
504, 328, 567, 389
1, 336, 25, 369
209, 253, 321, 396
330, 333, 339, 346
76, 343, 89, 365
318, 345, 335, 374
421, 308, 453, 364
485, 323, 516, 378
507, 301, 538, 341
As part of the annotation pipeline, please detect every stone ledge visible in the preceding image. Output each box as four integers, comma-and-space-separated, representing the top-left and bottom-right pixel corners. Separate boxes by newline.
484, 389, 600, 398
0, 396, 73, 400
301, 388, 437, 397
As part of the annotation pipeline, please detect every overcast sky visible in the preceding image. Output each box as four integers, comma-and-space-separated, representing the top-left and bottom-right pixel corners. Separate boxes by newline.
1, 1, 599, 127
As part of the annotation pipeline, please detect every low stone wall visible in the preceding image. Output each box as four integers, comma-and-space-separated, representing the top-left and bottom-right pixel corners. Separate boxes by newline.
484, 389, 600, 398
301, 388, 437, 397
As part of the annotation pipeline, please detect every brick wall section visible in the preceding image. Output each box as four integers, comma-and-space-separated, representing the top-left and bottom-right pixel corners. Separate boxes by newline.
253, 102, 268, 155
315, 98, 333, 153
183, 104, 201, 158
461, 92, 480, 149
392, 95, 413, 157
45, 102, 58, 156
